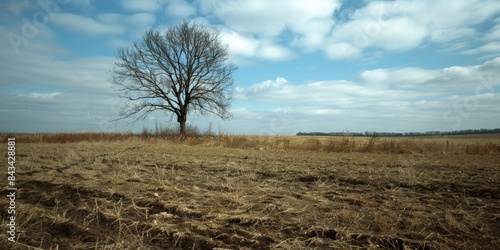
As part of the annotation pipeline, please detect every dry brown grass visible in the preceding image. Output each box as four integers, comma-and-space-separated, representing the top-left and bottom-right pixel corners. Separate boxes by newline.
1, 132, 136, 143
3, 132, 500, 155
1, 136, 499, 249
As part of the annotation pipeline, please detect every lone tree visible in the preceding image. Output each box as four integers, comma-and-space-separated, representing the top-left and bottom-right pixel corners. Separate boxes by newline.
110, 21, 237, 136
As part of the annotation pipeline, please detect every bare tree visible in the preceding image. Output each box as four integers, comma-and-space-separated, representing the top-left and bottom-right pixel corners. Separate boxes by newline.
110, 21, 237, 136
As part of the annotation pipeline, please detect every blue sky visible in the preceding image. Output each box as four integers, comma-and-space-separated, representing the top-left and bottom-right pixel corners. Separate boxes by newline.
1, 0, 499, 135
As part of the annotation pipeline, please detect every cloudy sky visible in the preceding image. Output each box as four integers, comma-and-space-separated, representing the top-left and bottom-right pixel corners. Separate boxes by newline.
1, 0, 499, 135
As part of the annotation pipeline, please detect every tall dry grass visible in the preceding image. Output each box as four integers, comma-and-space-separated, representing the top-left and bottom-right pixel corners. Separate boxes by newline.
2, 132, 499, 155
0, 132, 135, 143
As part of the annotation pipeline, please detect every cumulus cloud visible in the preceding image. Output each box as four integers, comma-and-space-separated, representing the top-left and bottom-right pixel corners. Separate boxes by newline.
195, 0, 499, 62
189, 1, 500, 62
484, 21, 500, 41
2, 1, 500, 134
236, 77, 288, 97
357, 67, 437, 88
220, 31, 258, 58
328, 3, 428, 51
256, 41, 294, 61
324, 42, 362, 60
429, 28, 476, 43
118, 0, 162, 12
236, 77, 414, 109
98, 13, 156, 39
323, 0, 500, 59
233, 57, 500, 133
463, 42, 500, 57
165, 0, 196, 18
127, 13, 156, 27
50, 12, 155, 44
201, 0, 340, 58
51, 13, 126, 36
220, 30, 294, 63
356, 58, 500, 93
407, 1, 500, 28
0, 24, 125, 133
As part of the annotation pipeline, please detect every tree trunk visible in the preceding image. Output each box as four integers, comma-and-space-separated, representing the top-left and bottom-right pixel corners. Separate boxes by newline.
178, 115, 187, 137
179, 120, 186, 137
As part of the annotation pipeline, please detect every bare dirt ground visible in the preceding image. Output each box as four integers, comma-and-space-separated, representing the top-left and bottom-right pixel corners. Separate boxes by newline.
1, 138, 499, 249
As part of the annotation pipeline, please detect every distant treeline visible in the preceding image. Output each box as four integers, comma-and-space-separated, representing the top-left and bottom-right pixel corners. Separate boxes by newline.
297, 128, 500, 137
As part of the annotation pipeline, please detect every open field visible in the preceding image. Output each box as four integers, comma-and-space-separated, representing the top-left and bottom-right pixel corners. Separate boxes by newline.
1, 135, 500, 249
4, 132, 500, 154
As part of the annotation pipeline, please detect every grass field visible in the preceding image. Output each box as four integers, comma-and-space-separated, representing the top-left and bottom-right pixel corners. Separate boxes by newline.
1, 134, 499, 249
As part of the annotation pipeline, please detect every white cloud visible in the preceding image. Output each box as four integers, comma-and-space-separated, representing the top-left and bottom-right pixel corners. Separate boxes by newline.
17, 92, 62, 101
354, 59, 500, 93
237, 77, 288, 97
50, 12, 155, 43
322, 0, 500, 60
256, 41, 294, 61
220, 31, 258, 58
201, 0, 340, 51
220, 30, 293, 63
371, 17, 427, 51
358, 67, 436, 88
236, 77, 411, 109
324, 42, 362, 60
107, 37, 130, 49
478, 56, 500, 70
485, 23, 500, 41
232, 57, 500, 133
462, 42, 500, 55
429, 28, 476, 43
290, 17, 335, 51
165, 0, 196, 18
51, 13, 125, 36
406, 0, 500, 29
2, 1, 500, 134
2, 1, 34, 17
0, 24, 124, 133
457, 17, 500, 58
97, 13, 156, 39
198, 0, 500, 62
327, 6, 428, 53
127, 13, 156, 27
119, 0, 162, 12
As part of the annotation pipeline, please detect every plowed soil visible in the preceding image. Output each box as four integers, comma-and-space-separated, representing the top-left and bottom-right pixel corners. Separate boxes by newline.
1, 139, 499, 249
